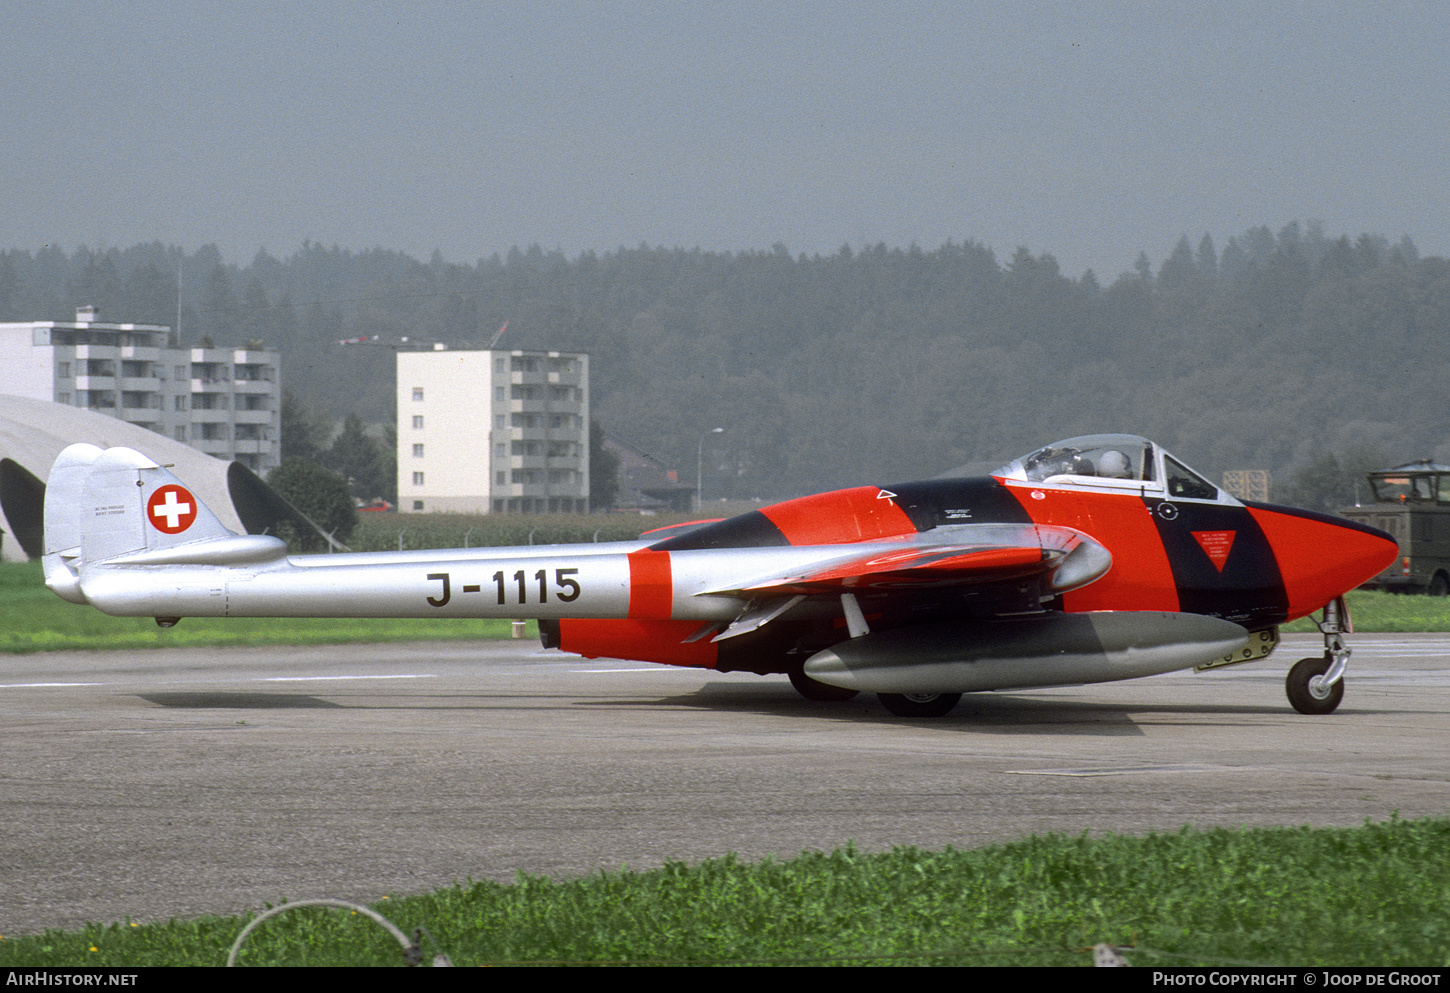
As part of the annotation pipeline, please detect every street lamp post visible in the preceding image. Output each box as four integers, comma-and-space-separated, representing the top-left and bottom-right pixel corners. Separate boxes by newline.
697, 427, 724, 513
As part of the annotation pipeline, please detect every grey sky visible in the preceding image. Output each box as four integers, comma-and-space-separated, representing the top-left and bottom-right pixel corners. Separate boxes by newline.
5, 1, 1447, 278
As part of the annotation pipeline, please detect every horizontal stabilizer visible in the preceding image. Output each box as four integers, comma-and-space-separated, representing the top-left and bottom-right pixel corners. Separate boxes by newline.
105, 533, 287, 566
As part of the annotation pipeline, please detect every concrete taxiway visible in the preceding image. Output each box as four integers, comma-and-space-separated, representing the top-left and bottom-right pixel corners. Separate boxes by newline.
2, 632, 1447, 935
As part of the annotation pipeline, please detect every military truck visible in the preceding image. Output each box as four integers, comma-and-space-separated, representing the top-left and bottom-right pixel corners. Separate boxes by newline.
1338, 459, 1450, 595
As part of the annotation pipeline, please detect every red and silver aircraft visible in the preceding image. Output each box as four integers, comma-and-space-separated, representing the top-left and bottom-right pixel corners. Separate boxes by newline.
42, 434, 1397, 718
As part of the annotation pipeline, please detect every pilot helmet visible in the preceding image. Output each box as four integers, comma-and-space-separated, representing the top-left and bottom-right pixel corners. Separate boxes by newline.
1099, 450, 1132, 479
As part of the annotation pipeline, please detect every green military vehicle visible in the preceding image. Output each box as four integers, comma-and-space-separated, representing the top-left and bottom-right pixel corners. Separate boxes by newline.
1338, 459, 1450, 595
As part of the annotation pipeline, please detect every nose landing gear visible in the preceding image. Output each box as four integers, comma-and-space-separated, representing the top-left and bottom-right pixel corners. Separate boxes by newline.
1286, 597, 1350, 715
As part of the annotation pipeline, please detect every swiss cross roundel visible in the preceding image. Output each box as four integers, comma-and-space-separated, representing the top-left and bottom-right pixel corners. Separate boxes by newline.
147, 485, 198, 534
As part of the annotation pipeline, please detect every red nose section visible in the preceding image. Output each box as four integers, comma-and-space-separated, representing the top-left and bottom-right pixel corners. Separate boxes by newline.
1248, 506, 1399, 620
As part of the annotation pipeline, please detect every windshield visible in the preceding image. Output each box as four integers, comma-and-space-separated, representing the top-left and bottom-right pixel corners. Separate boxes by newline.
995, 434, 1156, 483
1371, 474, 1437, 503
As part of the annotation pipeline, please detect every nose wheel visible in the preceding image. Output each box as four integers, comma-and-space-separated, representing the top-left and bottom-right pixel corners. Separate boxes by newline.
1286, 597, 1350, 715
1286, 656, 1344, 714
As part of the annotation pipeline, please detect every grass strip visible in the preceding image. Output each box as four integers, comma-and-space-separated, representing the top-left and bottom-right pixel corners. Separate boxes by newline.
1, 818, 1447, 967
1280, 589, 1450, 632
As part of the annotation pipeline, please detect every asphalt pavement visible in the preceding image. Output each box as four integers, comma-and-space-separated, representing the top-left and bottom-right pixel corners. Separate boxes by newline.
2, 632, 1447, 936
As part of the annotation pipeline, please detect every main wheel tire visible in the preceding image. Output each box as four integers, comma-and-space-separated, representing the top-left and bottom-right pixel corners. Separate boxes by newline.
1286, 656, 1344, 715
877, 692, 962, 718
1427, 574, 1450, 597
788, 666, 858, 702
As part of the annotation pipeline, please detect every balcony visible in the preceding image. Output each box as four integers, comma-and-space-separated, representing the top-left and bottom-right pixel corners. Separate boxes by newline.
192, 438, 233, 456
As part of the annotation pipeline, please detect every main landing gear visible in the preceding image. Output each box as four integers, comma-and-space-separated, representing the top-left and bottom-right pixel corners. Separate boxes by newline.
878, 692, 963, 718
1286, 597, 1350, 715
787, 664, 859, 702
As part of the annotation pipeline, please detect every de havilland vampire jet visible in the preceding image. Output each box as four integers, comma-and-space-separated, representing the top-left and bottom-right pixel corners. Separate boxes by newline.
41, 434, 1397, 718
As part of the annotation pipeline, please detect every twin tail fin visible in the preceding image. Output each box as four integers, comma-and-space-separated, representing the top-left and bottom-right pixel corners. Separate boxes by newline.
43, 444, 286, 604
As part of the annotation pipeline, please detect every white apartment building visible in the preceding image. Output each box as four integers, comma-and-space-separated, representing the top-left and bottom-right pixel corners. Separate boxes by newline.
0, 306, 281, 474
397, 347, 589, 513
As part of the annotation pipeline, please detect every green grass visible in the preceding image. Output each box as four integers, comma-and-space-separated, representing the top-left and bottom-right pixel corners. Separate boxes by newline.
1282, 589, 1450, 632
2, 818, 1447, 966
0, 561, 531, 652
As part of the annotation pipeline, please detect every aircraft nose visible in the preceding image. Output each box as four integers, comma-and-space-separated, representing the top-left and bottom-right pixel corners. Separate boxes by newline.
1248, 506, 1398, 620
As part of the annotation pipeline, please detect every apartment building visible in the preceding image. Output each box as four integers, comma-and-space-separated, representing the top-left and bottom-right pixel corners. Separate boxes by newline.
397, 347, 589, 513
0, 306, 281, 474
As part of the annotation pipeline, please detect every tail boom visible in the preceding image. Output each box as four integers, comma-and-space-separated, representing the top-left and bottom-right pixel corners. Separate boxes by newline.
72, 550, 646, 620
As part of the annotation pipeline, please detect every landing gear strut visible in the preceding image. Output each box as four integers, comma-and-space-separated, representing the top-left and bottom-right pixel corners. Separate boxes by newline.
1286, 597, 1350, 715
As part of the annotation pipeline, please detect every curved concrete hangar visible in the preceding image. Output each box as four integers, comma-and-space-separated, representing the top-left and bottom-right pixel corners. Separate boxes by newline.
0, 395, 316, 562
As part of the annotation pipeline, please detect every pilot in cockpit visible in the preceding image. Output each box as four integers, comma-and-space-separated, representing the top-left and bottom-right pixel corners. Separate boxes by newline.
1004, 435, 1158, 486
1099, 450, 1133, 479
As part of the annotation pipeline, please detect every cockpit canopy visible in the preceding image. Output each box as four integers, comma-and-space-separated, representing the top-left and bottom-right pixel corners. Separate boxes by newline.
993, 434, 1225, 502
1007, 434, 1155, 483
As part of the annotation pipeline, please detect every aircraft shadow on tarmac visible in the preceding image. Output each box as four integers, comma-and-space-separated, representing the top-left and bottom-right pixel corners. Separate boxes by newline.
582, 681, 1305, 736
138, 691, 345, 709
132, 683, 1369, 734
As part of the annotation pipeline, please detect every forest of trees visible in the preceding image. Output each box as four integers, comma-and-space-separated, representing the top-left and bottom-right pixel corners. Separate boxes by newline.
2, 221, 1444, 511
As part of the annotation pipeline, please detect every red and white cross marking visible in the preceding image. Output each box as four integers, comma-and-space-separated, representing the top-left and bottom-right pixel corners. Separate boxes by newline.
147, 485, 198, 534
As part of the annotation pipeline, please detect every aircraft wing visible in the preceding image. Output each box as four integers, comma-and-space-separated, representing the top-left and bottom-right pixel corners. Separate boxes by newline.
698, 524, 1111, 598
